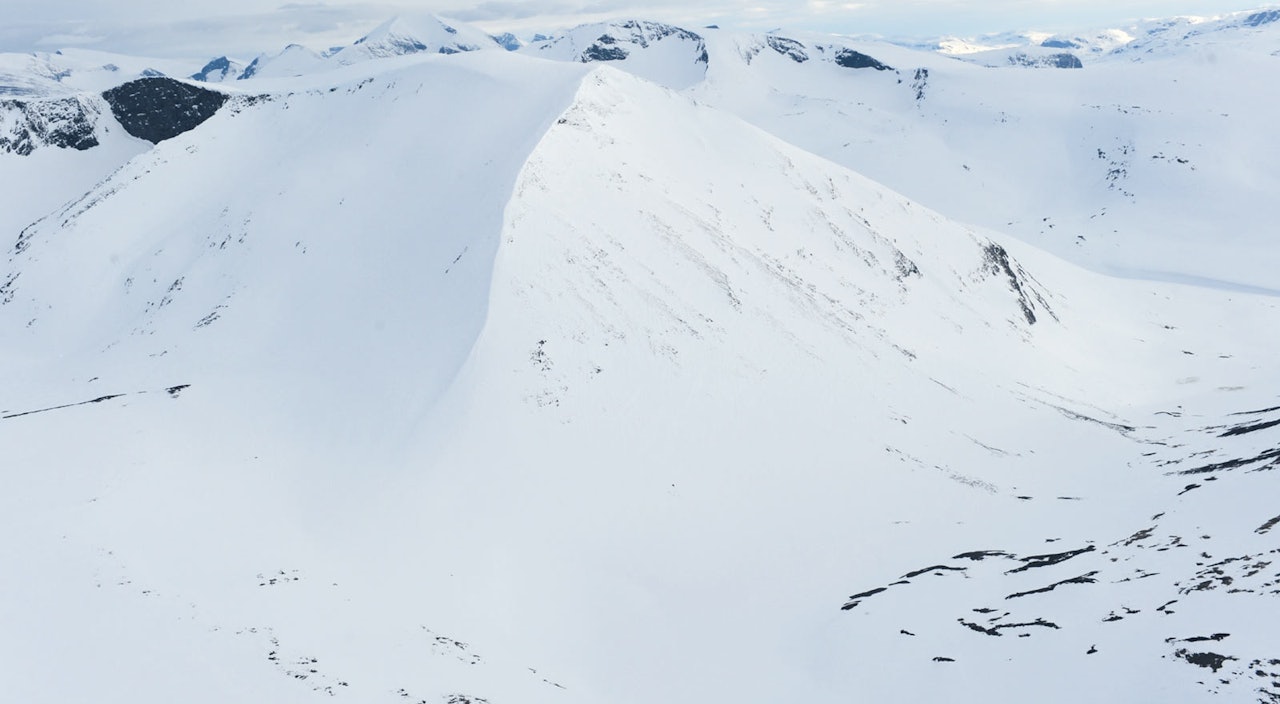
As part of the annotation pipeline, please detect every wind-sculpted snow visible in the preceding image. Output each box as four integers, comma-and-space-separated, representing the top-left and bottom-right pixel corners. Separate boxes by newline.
3, 25, 1280, 704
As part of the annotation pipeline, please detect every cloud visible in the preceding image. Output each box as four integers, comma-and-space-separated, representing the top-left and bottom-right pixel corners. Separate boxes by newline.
35, 32, 105, 47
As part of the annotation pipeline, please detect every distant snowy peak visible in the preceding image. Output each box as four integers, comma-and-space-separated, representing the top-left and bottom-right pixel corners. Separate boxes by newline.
334, 16, 500, 63
525, 20, 709, 89
0, 50, 186, 97
233, 16, 499, 80
1112, 7, 1280, 57
1036, 29, 1136, 54
190, 56, 245, 83
957, 46, 1084, 69
913, 6, 1280, 63
238, 44, 325, 80
490, 32, 524, 51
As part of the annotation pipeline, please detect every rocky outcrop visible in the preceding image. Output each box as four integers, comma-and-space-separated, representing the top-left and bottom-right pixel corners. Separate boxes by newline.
1008, 52, 1083, 69
102, 77, 228, 144
0, 95, 101, 155
766, 36, 809, 63
574, 21, 708, 66
832, 48, 893, 71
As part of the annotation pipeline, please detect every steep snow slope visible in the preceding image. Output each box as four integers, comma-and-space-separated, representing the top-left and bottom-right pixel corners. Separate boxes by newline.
517, 17, 1280, 290
419, 67, 1280, 704
680, 27, 1280, 292
4, 42, 1280, 704
2, 51, 593, 704
0, 93, 148, 239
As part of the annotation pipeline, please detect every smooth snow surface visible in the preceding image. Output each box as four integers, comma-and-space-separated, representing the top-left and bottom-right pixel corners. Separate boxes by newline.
3, 10, 1280, 704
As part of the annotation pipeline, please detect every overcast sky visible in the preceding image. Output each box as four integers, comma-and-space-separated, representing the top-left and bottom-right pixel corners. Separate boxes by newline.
0, 0, 1269, 60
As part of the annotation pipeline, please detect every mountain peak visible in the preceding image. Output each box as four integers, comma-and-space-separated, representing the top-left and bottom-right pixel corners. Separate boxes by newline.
338, 15, 499, 61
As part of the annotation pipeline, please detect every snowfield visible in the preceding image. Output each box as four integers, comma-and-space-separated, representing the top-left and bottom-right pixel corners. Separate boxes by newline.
2, 10, 1280, 704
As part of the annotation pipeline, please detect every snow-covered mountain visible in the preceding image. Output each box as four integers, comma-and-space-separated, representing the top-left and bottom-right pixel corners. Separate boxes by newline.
3, 9, 1280, 704
894, 7, 1280, 61
235, 16, 500, 81
522, 20, 710, 89
190, 56, 246, 82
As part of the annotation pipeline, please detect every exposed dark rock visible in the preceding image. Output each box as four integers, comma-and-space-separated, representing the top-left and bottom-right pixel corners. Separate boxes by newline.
841, 586, 888, 610
1219, 417, 1280, 437
1115, 526, 1156, 546
239, 56, 264, 80
102, 77, 228, 143
1231, 405, 1280, 417
191, 56, 235, 82
2, 393, 126, 419
982, 242, 1053, 325
1045, 53, 1083, 69
1257, 515, 1280, 535
901, 564, 966, 579
576, 21, 707, 66
959, 619, 1001, 636
0, 96, 100, 154
582, 44, 629, 62
1174, 448, 1280, 476
1005, 572, 1098, 599
1180, 633, 1231, 643
766, 36, 809, 63
1244, 10, 1280, 27
1005, 545, 1095, 574
911, 68, 929, 101
1041, 38, 1080, 49
833, 49, 893, 71
953, 550, 1014, 561
1174, 649, 1236, 672
1007, 52, 1083, 69
491, 32, 523, 51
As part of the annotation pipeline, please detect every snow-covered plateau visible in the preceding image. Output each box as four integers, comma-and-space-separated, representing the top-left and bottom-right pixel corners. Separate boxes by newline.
2, 8, 1279, 704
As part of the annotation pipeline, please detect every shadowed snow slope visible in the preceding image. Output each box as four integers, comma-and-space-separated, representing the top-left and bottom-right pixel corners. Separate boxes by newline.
3, 46, 1280, 704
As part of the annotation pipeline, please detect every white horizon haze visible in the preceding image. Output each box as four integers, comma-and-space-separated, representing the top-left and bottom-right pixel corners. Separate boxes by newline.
1, 0, 1274, 60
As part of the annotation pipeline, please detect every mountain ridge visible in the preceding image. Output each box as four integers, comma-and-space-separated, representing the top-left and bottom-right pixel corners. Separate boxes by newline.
3, 11, 1280, 704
